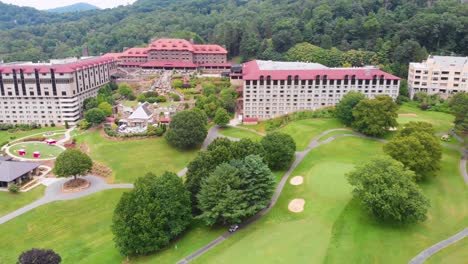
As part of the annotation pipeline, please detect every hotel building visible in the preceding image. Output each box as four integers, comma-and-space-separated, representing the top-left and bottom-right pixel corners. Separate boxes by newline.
239, 60, 400, 120
0, 57, 116, 125
103, 38, 231, 72
408, 55, 468, 98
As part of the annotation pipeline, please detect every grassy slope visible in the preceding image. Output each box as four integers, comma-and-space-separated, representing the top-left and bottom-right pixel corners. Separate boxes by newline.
277, 119, 344, 151
194, 138, 467, 264
0, 127, 64, 144
0, 186, 45, 217
397, 103, 454, 133
76, 131, 197, 183
218, 127, 263, 141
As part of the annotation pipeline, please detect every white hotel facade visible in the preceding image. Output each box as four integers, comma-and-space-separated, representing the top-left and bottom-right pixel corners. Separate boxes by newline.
240, 60, 400, 119
0, 57, 116, 125
408, 55, 468, 98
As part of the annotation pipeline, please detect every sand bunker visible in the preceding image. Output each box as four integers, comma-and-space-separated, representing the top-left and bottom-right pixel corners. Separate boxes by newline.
288, 199, 305, 213
290, 176, 304, 186
398, 113, 418, 117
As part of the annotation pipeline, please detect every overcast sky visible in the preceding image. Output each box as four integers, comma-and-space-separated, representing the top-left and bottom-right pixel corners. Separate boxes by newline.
1, 0, 137, 10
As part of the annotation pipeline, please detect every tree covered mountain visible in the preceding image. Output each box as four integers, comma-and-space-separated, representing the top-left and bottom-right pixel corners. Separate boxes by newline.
0, 0, 466, 77
47, 3, 100, 13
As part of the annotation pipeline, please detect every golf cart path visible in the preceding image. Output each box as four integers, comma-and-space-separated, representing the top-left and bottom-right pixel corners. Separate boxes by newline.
0, 176, 133, 225
177, 128, 468, 264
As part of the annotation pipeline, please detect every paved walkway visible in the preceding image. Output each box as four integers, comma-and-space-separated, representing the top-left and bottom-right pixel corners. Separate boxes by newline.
408, 228, 468, 264
0, 176, 133, 224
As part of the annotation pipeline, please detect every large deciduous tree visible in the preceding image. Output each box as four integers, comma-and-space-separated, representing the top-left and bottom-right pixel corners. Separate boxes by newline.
384, 122, 442, 181
261, 132, 296, 170
112, 172, 191, 256
214, 108, 230, 127
448, 92, 468, 133
166, 110, 207, 149
84, 108, 106, 125
347, 156, 429, 223
18, 248, 62, 264
352, 95, 398, 136
336, 91, 365, 126
54, 149, 93, 180
197, 155, 274, 226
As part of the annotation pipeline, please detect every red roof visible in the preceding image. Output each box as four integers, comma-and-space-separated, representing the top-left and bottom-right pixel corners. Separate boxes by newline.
160, 117, 171, 123
242, 60, 400, 81
102, 53, 122, 60
149, 39, 194, 51
199, 63, 233, 67
119, 62, 143, 67
193, 44, 227, 54
141, 61, 197, 68
243, 117, 259, 122
0, 57, 115, 74
121, 47, 149, 57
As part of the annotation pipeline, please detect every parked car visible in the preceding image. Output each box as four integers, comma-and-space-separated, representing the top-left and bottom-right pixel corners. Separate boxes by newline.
229, 224, 239, 233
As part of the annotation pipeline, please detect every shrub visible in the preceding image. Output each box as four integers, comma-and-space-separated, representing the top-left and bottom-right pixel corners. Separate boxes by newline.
18, 248, 61, 264
77, 120, 91, 130
8, 183, 20, 193
64, 121, 69, 129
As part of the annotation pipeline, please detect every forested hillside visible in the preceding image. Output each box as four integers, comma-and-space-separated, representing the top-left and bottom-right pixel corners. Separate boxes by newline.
0, 0, 466, 77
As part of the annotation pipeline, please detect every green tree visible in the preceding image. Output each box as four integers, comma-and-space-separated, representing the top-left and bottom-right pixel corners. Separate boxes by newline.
54, 149, 93, 180
83, 98, 98, 111
166, 110, 207, 149
84, 108, 106, 125
448, 92, 468, 133
202, 82, 216, 96
352, 95, 398, 136
347, 156, 429, 223
118, 84, 134, 100
214, 108, 230, 127
398, 121, 435, 137
98, 102, 113, 117
336, 91, 365, 126
384, 128, 442, 181
197, 155, 274, 226
112, 172, 191, 256
231, 138, 265, 160
261, 132, 296, 170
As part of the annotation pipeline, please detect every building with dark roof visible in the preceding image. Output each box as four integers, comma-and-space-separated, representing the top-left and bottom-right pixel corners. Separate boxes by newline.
0, 57, 117, 125
0, 158, 41, 188
102, 39, 231, 72
240, 60, 400, 120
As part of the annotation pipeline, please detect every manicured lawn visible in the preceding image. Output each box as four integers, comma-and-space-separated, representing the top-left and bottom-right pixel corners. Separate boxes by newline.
397, 103, 455, 133
277, 119, 345, 151
317, 129, 356, 142
0, 127, 64, 145
193, 137, 468, 264
76, 131, 197, 183
0, 189, 225, 264
425, 237, 468, 264
9, 142, 64, 159
121, 100, 138, 107
0, 186, 45, 217
218, 127, 263, 141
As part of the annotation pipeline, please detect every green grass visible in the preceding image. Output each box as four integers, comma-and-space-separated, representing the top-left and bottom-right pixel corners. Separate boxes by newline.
9, 142, 64, 159
0, 189, 225, 264
0, 127, 64, 144
0, 186, 45, 217
425, 236, 468, 264
76, 131, 197, 183
277, 119, 345, 151
218, 127, 263, 141
193, 137, 468, 264
121, 100, 138, 107
317, 129, 356, 142
397, 103, 455, 133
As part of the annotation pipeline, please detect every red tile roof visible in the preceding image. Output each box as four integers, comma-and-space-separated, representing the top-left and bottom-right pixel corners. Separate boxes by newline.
0, 57, 115, 74
242, 60, 400, 81
199, 63, 233, 67
121, 47, 149, 57
141, 61, 197, 68
160, 117, 171, 123
193, 44, 227, 54
149, 39, 194, 51
243, 117, 259, 122
102, 53, 122, 60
